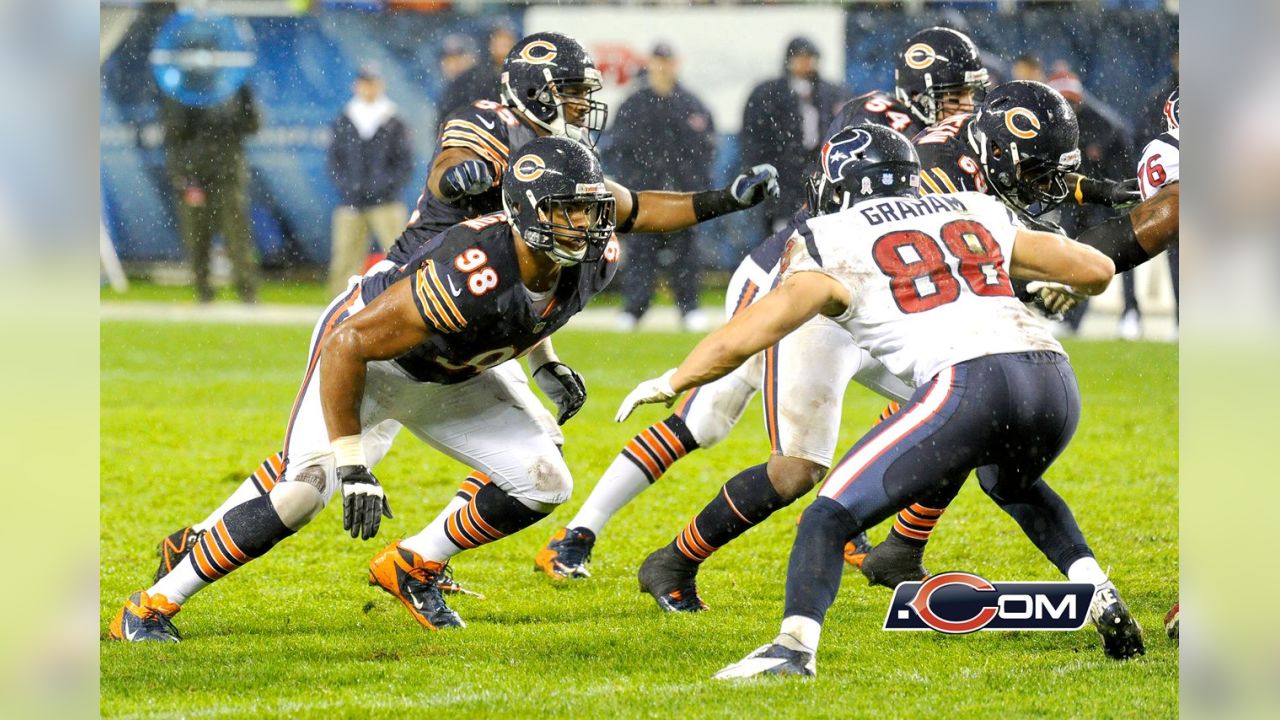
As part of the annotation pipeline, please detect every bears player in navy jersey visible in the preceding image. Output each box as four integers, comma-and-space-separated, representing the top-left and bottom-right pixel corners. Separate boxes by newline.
827, 27, 990, 141
111, 137, 628, 640
147, 31, 780, 590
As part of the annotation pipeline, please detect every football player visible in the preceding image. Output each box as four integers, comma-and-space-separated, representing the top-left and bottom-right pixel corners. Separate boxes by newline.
529, 27, 995, 582
856, 80, 1145, 588
618, 125, 1143, 676
149, 31, 780, 586
112, 137, 630, 641
826, 26, 989, 139
535, 132, 913, 585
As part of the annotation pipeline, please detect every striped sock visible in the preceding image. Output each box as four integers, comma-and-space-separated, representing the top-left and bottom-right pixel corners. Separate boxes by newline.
430, 471, 492, 526
620, 416, 698, 483
403, 482, 548, 563
192, 452, 284, 533
889, 503, 947, 547
151, 494, 294, 604
876, 402, 901, 425
572, 417, 698, 534
672, 463, 789, 564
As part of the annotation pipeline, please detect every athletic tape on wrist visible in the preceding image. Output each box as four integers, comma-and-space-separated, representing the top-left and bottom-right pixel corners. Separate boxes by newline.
331, 435, 367, 468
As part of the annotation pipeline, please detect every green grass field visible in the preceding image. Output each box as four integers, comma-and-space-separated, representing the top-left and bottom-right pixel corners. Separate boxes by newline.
100, 320, 1177, 719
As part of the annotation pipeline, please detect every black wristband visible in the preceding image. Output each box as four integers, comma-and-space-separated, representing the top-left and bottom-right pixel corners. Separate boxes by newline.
616, 188, 640, 233
1075, 176, 1109, 206
1078, 214, 1150, 273
692, 188, 740, 222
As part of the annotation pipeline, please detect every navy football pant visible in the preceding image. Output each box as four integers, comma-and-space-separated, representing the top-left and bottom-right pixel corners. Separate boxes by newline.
784, 351, 1090, 624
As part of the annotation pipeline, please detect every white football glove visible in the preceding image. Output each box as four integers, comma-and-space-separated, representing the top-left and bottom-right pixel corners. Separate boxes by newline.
1027, 281, 1086, 317
615, 369, 680, 422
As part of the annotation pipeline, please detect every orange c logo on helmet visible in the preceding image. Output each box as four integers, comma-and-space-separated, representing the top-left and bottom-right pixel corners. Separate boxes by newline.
519, 40, 558, 65
1004, 108, 1041, 139
904, 43, 937, 70
512, 154, 546, 181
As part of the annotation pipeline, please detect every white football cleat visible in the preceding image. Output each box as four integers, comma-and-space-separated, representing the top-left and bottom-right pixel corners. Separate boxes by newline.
713, 636, 816, 679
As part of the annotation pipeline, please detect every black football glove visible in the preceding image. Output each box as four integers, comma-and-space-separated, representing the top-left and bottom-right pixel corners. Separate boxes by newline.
728, 164, 781, 208
533, 361, 587, 425
440, 159, 493, 201
339, 465, 393, 540
1077, 176, 1141, 209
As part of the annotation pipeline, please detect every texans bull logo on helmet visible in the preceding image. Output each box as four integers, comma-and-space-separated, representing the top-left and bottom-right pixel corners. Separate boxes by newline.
821, 128, 875, 182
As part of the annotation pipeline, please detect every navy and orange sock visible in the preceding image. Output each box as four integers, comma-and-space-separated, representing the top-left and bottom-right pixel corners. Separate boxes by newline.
442, 482, 548, 551
672, 463, 790, 563
189, 495, 294, 583
889, 503, 947, 547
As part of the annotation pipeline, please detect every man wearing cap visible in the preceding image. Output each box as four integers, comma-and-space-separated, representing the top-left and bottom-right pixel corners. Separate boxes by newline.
740, 36, 849, 235
1047, 65, 1138, 338
606, 42, 718, 331
326, 63, 415, 295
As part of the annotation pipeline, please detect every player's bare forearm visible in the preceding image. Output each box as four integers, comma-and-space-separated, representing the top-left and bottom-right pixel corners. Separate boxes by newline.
670, 273, 846, 392
1010, 228, 1115, 295
319, 282, 431, 441
630, 190, 698, 232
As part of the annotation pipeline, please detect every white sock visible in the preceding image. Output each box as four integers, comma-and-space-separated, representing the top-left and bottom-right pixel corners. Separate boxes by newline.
1067, 556, 1108, 587
429, 495, 468, 527
778, 615, 822, 653
148, 554, 208, 606
567, 454, 655, 535
400, 516, 464, 565
193, 476, 266, 533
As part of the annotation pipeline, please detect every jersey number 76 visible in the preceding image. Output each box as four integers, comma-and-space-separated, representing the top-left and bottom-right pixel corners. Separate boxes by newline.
872, 220, 1014, 314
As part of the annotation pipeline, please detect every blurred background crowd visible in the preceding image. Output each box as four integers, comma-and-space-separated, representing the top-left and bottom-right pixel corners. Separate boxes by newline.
100, 0, 1178, 337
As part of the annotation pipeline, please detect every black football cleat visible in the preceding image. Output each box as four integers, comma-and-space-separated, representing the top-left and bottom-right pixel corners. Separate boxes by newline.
713, 637, 816, 679
368, 542, 465, 630
1088, 581, 1145, 660
859, 532, 928, 588
155, 526, 200, 583
109, 591, 182, 643
638, 545, 708, 612
534, 527, 596, 580
842, 531, 873, 569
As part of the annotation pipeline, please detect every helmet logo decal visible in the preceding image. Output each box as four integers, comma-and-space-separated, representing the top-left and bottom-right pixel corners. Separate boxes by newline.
519, 40, 558, 65
904, 43, 937, 70
822, 128, 874, 181
513, 154, 547, 181
1004, 108, 1041, 139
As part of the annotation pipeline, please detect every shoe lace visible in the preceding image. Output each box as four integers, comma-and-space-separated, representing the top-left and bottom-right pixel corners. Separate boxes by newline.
404, 563, 449, 606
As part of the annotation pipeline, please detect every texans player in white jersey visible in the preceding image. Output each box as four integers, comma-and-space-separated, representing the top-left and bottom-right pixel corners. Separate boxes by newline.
148, 31, 781, 591
531, 28, 992, 583
619, 125, 1145, 676
111, 138, 629, 641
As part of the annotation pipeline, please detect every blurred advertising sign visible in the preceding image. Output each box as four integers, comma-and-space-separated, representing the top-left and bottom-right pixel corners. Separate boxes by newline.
149, 11, 257, 107
524, 4, 845, 133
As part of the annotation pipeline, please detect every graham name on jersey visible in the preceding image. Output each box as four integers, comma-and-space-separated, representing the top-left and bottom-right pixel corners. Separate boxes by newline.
857, 193, 967, 226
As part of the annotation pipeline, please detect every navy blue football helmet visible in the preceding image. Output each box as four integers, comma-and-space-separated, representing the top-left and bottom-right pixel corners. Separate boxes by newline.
894, 27, 990, 126
969, 80, 1081, 214
500, 32, 608, 146
1163, 87, 1179, 131
501, 136, 615, 265
806, 124, 921, 214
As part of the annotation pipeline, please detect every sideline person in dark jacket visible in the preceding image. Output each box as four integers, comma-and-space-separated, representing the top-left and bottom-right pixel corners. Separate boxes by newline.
327, 64, 414, 294
740, 36, 849, 236
606, 42, 717, 330
160, 83, 261, 303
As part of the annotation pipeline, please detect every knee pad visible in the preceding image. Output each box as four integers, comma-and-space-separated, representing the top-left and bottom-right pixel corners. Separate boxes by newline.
682, 372, 756, 449
270, 477, 325, 530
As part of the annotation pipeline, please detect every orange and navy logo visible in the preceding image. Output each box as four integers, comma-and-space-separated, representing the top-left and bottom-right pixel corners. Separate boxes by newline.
884, 571, 1093, 633
1004, 107, 1041, 139
512, 154, 546, 181
519, 40, 558, 65
904, 43, 937, 70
